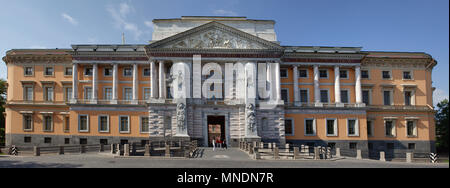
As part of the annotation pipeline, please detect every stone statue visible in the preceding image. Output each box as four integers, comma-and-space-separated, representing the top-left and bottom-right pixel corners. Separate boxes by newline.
246, 104, 256, 132
177, 103, 186, 131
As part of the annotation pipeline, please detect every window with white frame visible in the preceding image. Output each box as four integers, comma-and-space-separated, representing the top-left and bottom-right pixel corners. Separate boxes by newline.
119, 116, 130, 133
24, 66, 34, 76
123, 67, 133, 77
78, 115, 89, 132
104, 67, 113, 77
326, 119, 338, 136
404, 90, 413, 106
144, 88, 151, 100
347, 119, 359, 136
320, 90, 329, 103
65, 67, 73, 76
406, 120, 417, 137
44, 86, 54, 102
104, 87, 113, 100
304, 118, 316, 136
383, 90, 393, 106
64, 116, 70, 132
98, 115, 109, 132
140, 116, 150, 133
23, 114, 33, 131
341, 90, 349, 103
403, 71, 413, 80
124, 88, 133, 101
285, 119, 294, 136
84, 67, 93, 76
385, 120, 396, 137
84, 87, 93, 100
24, 86, 33, 101
43, 115, 53, 132
44, 67, 54, 76
300, 89, 308, 103
382, 70, 391, 79
362, 90, 371, 105
65, 87, 72, 102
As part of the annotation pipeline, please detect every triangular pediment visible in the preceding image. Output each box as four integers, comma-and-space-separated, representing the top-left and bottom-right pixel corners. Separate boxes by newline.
148, 21, 282, 50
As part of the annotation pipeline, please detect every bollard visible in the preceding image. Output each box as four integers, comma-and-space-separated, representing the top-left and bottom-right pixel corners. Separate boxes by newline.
34, 146, 40, 156
144, 144, 150, 156
406, 152, 413, 163
336, 148, 341, 158
254, 147, 261, 160
111, 144, 115, 154
165, 142, 170, 158
249, 144, 254, 155
326, 147, 332, 159
116, 144, 121, 156
285, 144, 290, 153
59, 146, 64, 155
268, 143, 272, 149
314, 147, 320, 160
273, 142, 276, 149
294, 147, 300, 160
301, 145, 305, 153
356, 149, 362, 160
80, 145, 86, 154
274, 147, 279, 159
124, 144, 130, 156
253, 141, 257, 149
247, 143, 251, 153
100, 144, 104, 152
305, 145, 310, 155
260, 142, 264, 149
380, 151, 386, 162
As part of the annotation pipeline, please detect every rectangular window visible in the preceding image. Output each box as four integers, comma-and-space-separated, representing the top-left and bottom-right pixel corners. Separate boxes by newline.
124, 88, 133, 101
285, 119, 293, 136
79, 115, 89, 132
84, 87, 93, 100
348, 119, 358, 136
403, 71, 412, 80
43, 115, 53, 132
385, 120, 395, 137
100, 139, 108, 145
104, 67, 113, 77
349, 143, 357, 150
24, 67, 33, 76
341, 90, 349, 103
320, 90, 329, 103
44, 87, 54, 101
383, 91, 391, 106
80, 138, 88, 145
123, 67, 133, 77
44, 137, 52, 144
382, 71, 391, 79
104, 88, 113, 100
367, 121, 373, 137
144, 88, 151, 100
65, 67, 73, 76
408, 143, 416, 150
319, 70, 328, 78
24, 137, 32, 143
280, 69, 288, 78
143, 68, 151, 77
141, 116, 150, 133
120, 116, 130, 133
64, 116, 70, 132
65, 138, 70, 144
281, 89, 289, 103
299, 69, 308, 78
65, 87, 73, 102
362, 90, 370, 105
300, 89, 308, 103
404, 91, 412, 106
326, 119, 337, 136
305, 119, 315, 136
84, 67, 93, 76
44, 67, 54, 76
407, 121, 417, 137
24, 86, 33, 101
23, 115, 33, 131
361, 70, 369, 79
98, 115, 109, 132
340, 70, 348, 79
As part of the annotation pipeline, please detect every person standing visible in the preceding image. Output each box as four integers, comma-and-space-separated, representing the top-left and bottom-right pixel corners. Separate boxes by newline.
223, 138, 228, 150
212, 137, 216, 151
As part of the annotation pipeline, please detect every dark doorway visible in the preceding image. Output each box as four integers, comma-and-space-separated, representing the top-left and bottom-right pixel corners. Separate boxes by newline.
207, 116, 226, 147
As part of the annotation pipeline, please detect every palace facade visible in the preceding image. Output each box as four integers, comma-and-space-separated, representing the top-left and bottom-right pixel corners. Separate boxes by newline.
2, 16, 437, 158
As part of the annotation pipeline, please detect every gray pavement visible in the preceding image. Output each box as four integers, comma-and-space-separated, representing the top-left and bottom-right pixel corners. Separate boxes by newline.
0, 148, 448, 168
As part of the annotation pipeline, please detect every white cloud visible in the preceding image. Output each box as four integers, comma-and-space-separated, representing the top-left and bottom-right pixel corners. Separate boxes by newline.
213, 9, 238, 16
61, 13, 78, 26
28, 45, 47, 49
106, 2, 142, 41
433, 88, 449, 106
144, 21, 153, 28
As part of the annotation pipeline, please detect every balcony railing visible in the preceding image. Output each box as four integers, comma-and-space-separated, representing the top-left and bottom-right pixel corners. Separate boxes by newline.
7, 100, 68, 105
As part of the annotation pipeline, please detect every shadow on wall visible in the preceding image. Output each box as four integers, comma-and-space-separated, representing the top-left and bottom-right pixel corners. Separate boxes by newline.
0, 159, 83, 168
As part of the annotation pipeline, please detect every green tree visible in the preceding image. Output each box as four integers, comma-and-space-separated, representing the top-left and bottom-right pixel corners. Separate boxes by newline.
435, 99, 449, 152
0, 78, 6, 146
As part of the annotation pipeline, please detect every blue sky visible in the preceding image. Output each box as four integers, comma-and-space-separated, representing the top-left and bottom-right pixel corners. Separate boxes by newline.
0, 0, 448, 104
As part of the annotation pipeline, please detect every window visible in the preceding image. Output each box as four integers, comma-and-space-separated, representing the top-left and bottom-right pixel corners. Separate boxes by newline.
84, 67, 93, 76
124, 88, 133, 101
383, 90, 392, 106
285, 119, 294, 136
141, 116, 150, 133
143, 68, 151, 77
281, 89, 289, 103
280, 69, 288, 78
404, 91, 412, 106
44, 87, 54, 101
319, 70, 328, 78
362, 90, 370, 105
65, 67, 73, 76
164, 116, 172, 136
368, 143, 373, 150
100, 139, 108, 145
408, 143, 416, 150
79, 115, 89, 132
44, 137, 52, 144
299, 69, 308, 78
24, 86, 33, 101
349, 143, 357, 150
123, 67, 133, 77
23, 115, 33, 131
119, 116, 130, 133
340, 70, 348, 79
24, 67, 33, 76
361, 70, 369, 79
406, 120, 417, 137
326, 119, 337, 136
300, 89, 308, 103
24, 137, 32, 143
64, 116, 70, 132
44, 67, 54, 76
104, 67, 113, 77
387, 143, 394, 150
385, 120, 395, 137
403, 71, 412, 80
98, 115, 109, 132
382, 71, 391, 79
65, 138, 70, 144
367, 120, 373, 137
80, 138, 88, 145
341, 90, 349, 103
84, 87, 93, 100
65, 87, 72, 102
304, 119, 316, 136
144, 88, 151, 100
43, 115, 53, 132
347, 119, 359, 136
320, 90, 329, 103
104, 88, 112, 100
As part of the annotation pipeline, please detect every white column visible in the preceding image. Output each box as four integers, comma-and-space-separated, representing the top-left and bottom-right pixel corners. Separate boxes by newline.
150, 61, 158, 99
314, 65, 321, 105
355, 66, 363, 106
293, 65, 300, 106
275, 62, 281, 102
71, 64, 78, 103
132, 64, 138, 104
159, 61, 166, 99
112, 64, 118, 104
92, 64, 98, 103
334, 66, 342, 107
